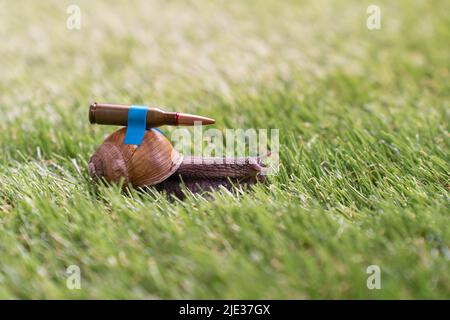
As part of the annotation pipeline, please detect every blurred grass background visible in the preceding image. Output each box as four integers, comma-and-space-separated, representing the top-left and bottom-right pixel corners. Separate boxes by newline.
0, 0, 448, 298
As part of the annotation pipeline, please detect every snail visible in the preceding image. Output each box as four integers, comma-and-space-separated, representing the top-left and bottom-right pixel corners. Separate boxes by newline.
88, 103, 266, 197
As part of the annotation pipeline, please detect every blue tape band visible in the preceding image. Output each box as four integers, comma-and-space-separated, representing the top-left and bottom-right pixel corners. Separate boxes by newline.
152, 127, 164, 135
124, 105, 148, 146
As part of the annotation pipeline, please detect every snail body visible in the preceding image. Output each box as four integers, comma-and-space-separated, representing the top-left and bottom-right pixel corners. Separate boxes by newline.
88, 128, 264, 197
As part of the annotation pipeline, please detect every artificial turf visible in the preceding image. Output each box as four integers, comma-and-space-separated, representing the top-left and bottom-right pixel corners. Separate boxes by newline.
0, 0, 448, 298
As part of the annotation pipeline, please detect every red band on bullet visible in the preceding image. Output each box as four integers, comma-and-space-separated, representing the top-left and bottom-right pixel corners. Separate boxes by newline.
175, 112, 180, 125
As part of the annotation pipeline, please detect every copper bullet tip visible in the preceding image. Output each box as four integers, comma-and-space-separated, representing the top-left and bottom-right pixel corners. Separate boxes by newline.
176, 113, 215, 126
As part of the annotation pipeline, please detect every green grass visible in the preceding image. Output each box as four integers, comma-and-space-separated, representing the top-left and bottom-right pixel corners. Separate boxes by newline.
0, 0, 449, 299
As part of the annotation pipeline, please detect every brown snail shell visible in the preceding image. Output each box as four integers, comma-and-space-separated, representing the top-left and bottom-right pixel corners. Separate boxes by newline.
88, 127, 183, 188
